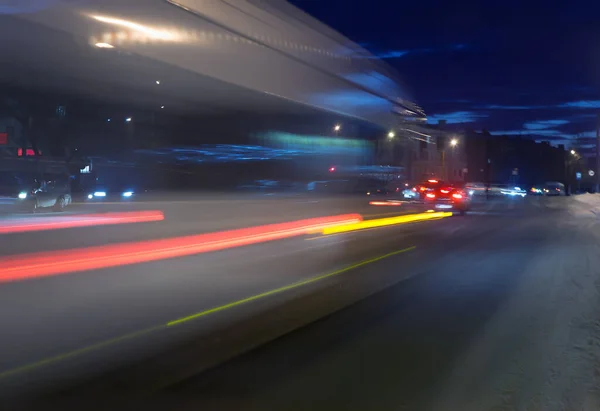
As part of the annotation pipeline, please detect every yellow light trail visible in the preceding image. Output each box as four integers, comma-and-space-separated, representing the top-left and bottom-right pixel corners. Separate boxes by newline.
322, 212, 452, 235
0, 246, 415, 379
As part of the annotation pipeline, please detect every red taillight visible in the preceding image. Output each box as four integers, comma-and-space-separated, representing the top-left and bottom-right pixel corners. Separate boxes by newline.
412, 187, 417, 192
428, 179, 438, 183
426, 193, 436, 199
440, 189, 450, 194
420, 187, 426, 192
452, 193, 463, 199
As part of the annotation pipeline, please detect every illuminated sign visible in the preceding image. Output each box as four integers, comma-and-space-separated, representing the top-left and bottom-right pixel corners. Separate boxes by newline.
0, 132, 7, 145
80, 165, 91, 174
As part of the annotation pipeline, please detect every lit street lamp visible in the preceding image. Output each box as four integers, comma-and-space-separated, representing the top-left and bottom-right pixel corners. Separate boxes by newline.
450, 138, 458, 147
571, 149, 576, 155
334, 124, 341, 132
388, 131, 395, 139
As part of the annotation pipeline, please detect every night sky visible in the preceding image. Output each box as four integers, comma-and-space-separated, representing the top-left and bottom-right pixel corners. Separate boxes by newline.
290, 0, 600, 151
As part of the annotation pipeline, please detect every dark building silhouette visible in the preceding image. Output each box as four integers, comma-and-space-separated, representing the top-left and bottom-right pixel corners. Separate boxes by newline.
465, 131, 567, 187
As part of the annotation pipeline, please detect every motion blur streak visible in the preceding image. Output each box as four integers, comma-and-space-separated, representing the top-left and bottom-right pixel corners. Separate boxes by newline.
322, 211, 453, 235
167, 245, 415, 325
0, 214, 362, 283
0, 211, 165, 234
369, 201, 403, 206
0, 246, 415, 379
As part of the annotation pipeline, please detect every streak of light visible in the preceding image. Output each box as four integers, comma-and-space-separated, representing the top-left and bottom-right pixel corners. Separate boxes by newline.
322, 212, 452, 235
94, 42, 114, 48
369, 201, 403, 206
0, 214, 362, 282
0, 211, 164, 234
399, 128, 432, 139
89, 15, 180, 41
0, 246, 415, 379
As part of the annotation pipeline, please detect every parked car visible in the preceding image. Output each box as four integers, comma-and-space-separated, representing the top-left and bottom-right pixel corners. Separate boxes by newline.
0, 172, 72, 212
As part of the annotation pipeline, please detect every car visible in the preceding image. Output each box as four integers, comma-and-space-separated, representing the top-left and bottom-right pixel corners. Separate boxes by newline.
544, 181, 564, 196
417, 179, 470, 215
86, 186, 136, 201
0, 172, 72, 212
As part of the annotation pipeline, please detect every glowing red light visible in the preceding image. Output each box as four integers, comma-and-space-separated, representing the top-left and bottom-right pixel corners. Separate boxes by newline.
426, 193, 436, 199
427, 179, 438, 183
412, 187, 417, 192
0, 214, 363, 283
440, 189, 450, 194
0, 211, 164, 234
329, 167, 336, 172
452, 193, 463, 199
17, 148, 38, 157
419, 187, 426, 192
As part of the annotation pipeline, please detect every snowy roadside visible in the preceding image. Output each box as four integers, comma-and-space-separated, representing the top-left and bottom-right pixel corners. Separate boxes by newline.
429, 205, 600, 411
573, 193, 600, 208
571, 193, 600, 217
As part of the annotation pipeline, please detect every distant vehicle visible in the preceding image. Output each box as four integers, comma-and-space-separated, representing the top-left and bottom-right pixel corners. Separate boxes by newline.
464, 182, 486, 197
417, 179, 470, 215
366, 188, 393, 196
544, 181, 564, 196
86, 186, 136, 201
500, 186, 527, 197
530, 186, 544, 196
0, 172, 72, 212
402, 187, 418, 199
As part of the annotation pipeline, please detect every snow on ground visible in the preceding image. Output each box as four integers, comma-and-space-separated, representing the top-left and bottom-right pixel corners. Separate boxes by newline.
574, 193, 600, 207
430, 201, 600, 411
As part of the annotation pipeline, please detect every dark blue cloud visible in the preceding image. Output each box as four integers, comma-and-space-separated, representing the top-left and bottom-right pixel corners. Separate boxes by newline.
290, 0, 600, 144
523, 120, 570, 130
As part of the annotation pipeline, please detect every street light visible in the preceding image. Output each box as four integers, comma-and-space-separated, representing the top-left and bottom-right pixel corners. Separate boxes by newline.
334, 124, 341, 132
388, 131, 395, 139
450, 138, 458, 147
571, 149, 576, 155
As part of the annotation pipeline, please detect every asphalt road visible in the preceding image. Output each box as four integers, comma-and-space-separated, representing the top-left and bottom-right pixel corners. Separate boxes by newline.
158, 195, 600, 411
0, 194, 558, 409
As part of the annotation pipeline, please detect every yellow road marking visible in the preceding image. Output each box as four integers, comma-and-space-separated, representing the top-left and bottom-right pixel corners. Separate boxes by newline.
0, 246, 416, 379
323, 212, 452, 235
166, 246, 416, 326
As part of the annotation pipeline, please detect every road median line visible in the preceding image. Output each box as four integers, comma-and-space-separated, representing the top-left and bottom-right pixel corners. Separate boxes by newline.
322, 211, 453, 235
0, 246, 415, 383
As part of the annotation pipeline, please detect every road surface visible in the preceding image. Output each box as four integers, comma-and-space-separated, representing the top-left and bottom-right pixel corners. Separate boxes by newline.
160, 196, 600, 411
3, 194, 586, 411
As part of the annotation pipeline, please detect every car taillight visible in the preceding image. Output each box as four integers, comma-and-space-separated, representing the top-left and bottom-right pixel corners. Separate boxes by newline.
440, 189, 450, 194
420, 187, 426, 192
452, 193, 463, 199
426, 193, 436, 199
412, 187, 417, 192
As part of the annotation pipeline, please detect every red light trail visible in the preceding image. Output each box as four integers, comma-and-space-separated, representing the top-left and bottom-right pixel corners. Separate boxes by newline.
0, 214, 362, 282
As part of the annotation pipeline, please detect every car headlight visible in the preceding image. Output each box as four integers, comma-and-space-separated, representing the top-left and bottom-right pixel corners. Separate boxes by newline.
122, 191, 133, 197
87, 194, 93, 199
18, 192, 27, 199
93, 191, 106, 197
